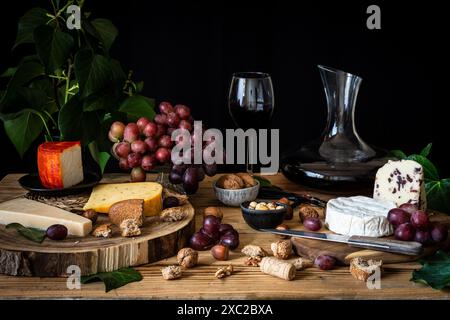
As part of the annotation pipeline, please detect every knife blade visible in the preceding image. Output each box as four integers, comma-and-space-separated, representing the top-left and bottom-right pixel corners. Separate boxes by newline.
261, 228, 423, 256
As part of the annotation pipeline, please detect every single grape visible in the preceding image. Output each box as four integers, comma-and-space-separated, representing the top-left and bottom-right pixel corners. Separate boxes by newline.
394, 223, 416, 241
219, 229, 240, 250
136, 117, 150, 133
314, 255, 336, 270
144, 137, 158, 152
399, 203, 419, 215
431, 224, 448, 243
118, 158, 130, 171
203, 163, 217, 177
410, 210, 429, 230
127, 152, 142, 168
166, 112, 180, 128
158, 135, 173, 148
115, 142, 131, 158
123, 123, 140, 142
108, 130, 119, 143
141, 154, 157, 171
219, 224, 234, 236
110, 121, 125, 140
183, 166, 199, 194
172, 164, 188, 175
169, 171, 183, 184
303, 217, 322, 231
203, 215, 221, 235
200, 227, 220, 242
131, 167, 146, 182
178, 119, 192, 132
159, 101, 174, 114
143, 122, 158, 137
154, 114, 167, 125
155, 147, 171, 163
131, 140, 148, 154
189, 231, 214, 251
156, 124, 167, 138
414, 229, 432, 245
388, 208, 411, 228
174, 104, 191, 120
163, 196, 179, 209
46, 224, 68, 240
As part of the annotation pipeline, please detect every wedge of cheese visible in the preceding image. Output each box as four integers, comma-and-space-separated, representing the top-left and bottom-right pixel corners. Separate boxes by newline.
0, 198, 92, 236
83, 182, 163, 216
38, 141, 84, 189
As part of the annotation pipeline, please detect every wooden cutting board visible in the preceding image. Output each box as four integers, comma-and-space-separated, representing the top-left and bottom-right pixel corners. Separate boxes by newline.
0, 202, 195, 277
291, 211, 450, 265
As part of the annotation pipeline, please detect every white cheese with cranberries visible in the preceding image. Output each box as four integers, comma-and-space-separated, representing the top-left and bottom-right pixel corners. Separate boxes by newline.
325, 196, 395, 237
373, 160, 426, 209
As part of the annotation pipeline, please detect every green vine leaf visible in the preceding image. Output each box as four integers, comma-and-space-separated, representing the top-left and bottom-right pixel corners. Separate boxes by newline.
88, 140, 111, 174
74, 49, 111, 98
14, 8, 50, 49
81, 268, 142, 292
119, 95, 155, 121
6, 223, 46, 243
411, 251, 450, 290
90, 19, 118, 51
33, 25, 74, 74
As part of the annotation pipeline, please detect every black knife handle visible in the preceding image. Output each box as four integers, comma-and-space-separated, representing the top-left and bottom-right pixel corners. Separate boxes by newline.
348, 236, 423, 256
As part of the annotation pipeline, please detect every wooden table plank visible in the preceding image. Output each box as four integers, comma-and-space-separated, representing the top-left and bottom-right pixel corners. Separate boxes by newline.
0, 173, 448, 299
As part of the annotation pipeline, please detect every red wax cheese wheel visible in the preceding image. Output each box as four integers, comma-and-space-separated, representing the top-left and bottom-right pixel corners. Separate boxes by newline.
37, 141, 84, 189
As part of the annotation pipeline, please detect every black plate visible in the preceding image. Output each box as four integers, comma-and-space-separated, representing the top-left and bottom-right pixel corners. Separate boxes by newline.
19, 172, 101, 196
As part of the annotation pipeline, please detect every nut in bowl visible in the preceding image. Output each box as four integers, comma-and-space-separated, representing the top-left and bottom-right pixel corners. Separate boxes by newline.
213, 173, 260, 206
240, 201, 288, 230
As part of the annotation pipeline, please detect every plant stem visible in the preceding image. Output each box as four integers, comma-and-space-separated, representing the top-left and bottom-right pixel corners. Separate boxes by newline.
30, 110, 53, 142
43, 110, 57, 129
64, 60, 73, 104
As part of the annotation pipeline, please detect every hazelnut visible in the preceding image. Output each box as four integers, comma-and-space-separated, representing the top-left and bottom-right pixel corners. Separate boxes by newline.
177, 247, 198, 268
255, 203, 269, 210
211, 244, 229, 261
82, 209, 98, 223
298, 204, 320, 222
248, 201, 257, 209
275, 223, 290, 239
204, 207, 223, 220
267, 202, 276, 210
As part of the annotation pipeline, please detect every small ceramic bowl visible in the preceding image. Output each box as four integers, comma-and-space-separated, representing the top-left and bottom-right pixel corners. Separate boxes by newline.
213, 180, 260, 206
240, 201, 288, 230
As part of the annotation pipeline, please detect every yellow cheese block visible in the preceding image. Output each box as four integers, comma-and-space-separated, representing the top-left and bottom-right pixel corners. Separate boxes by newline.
83, 182, 163, 216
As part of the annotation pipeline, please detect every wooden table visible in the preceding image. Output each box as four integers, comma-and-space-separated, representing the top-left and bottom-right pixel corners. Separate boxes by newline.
0, 173, 448, 300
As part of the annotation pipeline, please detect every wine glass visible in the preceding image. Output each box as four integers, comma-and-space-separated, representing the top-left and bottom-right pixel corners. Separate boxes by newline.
228, 72, 274, 173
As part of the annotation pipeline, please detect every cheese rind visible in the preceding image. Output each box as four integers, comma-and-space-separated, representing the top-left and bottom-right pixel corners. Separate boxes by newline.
373, 160, 426, 209
83, 182, 163, 216
325, 196, 396, 237
0, 198, 92, 236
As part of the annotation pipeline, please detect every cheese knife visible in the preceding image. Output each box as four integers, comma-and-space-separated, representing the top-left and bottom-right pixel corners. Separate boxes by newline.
261, 228, 423, 256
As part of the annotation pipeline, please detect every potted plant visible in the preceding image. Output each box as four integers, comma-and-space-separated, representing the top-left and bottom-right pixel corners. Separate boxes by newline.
0, 0, 155, 175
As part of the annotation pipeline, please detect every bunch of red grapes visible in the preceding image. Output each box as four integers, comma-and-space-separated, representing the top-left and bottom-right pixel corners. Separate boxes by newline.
388, 203, 448, 245
189, 215, 240, 251
108, 102, 217, 193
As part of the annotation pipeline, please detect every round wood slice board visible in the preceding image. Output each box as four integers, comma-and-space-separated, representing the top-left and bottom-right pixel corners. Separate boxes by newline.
291, 211, 450, 265
0, 203, 195, 277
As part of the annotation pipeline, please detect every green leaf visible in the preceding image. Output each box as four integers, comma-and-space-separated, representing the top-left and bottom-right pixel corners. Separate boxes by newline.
33, 25, 74, 73
411, 251, 450, 290
58, 95, 99, 145
74, 49, 111, 98
90, 19, 118, 51
406, 154, 439, 181
426, 179, 450, 214
88, 140, 110, 174
6, 223, 46, 243
420, 143, 433, 157
14, 8, 50, 49
388, 150, 407, 159
0, 67, 17, 78
253, 176, 282, 190
135, 81, 144, 93
3, 109, 44, 157
118, 95, 155, 120
81, 268, 142, 292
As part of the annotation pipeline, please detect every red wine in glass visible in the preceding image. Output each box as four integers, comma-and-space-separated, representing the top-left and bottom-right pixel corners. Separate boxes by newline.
228, 72, 274, 172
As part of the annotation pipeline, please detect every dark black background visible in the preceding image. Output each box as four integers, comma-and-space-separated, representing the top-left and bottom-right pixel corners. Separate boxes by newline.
0, 0, 447, 179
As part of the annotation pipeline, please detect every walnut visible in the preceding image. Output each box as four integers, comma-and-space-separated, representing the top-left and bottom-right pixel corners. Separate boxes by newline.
235, 173, 257, 187
161, 265, 182, 280
271, 240, 292, 260
215, 265, 234, 279
92, 224, 112, 238
177, 248, 198, 268
216, 174, 244, 189
298, 204, 321, 222
82, 209, 98, 223
160, 206, 186, 222
120, 219, 141, 237
244, 256, 262, 267
204, 206, 223, 220
241, 245, 268, 258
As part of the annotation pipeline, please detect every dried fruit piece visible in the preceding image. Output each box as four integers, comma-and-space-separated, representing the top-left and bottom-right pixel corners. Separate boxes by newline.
92, 224, 112, 238
160, 206, 186, 222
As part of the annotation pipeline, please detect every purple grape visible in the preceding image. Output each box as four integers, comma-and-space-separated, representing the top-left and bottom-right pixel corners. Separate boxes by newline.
219, 229, 240, 250
189, 231, 214, 251
203, 163, 217, 177
303, 218, 322, 231
172, 164, 188, 175
219, 224, 234, 236
414, 229, 432, 245
183, 166, 199, 194
169, 171, 183, 184
431, 224, 448, 243
314, 255, 336, 270
200, 227, 219, 242
410, 210, 429, 230
394, 223, 416, 241
399, 203, 419, 215
388, 208, 411, 228
203, 215, 221, 235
